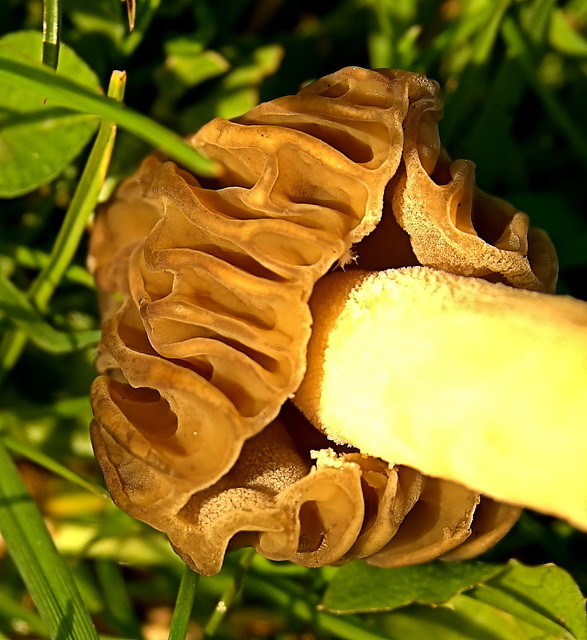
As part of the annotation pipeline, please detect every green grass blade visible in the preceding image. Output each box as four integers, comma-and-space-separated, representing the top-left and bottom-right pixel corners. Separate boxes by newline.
95, 560, 141, 639
1, 436, 108, 499
0, 57, 217, 177
0, 442, 100, 640
501, 15, 587, 168
367, 0, 394, 68
124, 0, 136, 32
0, 70, 125, 386
0, 588, 48, 637
42, 0, 62, 69
471, 0, 511, 64
0, 273, 100, 354
29, 70, 125, 312
0, 243, 95, 289
0, 332, 28, 387
203, 549, 255, 638
122, 0, 162, 56
168, 564, 199, 640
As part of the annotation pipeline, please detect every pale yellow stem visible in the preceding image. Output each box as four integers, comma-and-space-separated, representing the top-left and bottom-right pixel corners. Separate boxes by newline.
295, 267, 587, 530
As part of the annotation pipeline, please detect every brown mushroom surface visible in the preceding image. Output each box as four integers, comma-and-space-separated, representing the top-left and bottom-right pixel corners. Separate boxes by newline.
89, 67, 569, 575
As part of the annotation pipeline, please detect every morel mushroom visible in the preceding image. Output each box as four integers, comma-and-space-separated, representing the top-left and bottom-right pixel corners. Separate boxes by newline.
89, 67, 585, 576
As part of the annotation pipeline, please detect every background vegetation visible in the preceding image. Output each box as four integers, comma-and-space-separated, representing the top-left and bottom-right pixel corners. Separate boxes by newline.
0, 0, 586, 638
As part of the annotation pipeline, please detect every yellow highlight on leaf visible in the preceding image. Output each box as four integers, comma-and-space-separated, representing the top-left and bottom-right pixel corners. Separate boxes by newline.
296, 266, 587, 530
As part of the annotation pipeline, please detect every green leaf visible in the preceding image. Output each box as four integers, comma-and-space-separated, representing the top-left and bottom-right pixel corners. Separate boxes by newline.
152, 38, 229, 121
520, 0, 557, 46
549, 9, 587, 57
466, 561, 587, 640
321, 561, 505, 614
380, 562, 586, 640
0, 31, 100, 197
380, 601, 507, 640
381, 596, 549, 640
180, 44, 283, 131
0, 442, 100, 639
0, 273, 100, 354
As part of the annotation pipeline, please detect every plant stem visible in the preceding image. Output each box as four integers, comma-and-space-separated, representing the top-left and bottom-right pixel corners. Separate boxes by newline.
168, 564, 200, 640
122, 0, 162, 56
203, 549, 255, 638
42, 0, 62, 70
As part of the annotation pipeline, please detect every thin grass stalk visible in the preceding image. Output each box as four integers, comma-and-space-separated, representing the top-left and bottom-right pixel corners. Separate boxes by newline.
168, 564, 200, 640
42, 0, 62, 70
0, 71, 126, 386
203, 549, 255, 638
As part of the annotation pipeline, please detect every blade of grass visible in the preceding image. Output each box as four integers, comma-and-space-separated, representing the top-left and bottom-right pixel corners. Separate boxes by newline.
367, 0, 394, 68
1, 435, 108, 499
95, 560, 141, 639
0, 70, 126, 387
0, 396, 91, 425
122, 0, 161, 56
29, 70, 124, 312
0, 442, 100, 639
0, 57, 217, 177
0, 243, 95, 289
123, 0, 136, 32
42, 0, 62, 70
0, 274, 100, 353
168, 564, 200, 640
441, 0, 512, 143
203, 549, 255, 638
0, 589, 48, 637
471, 0, 511, 64
520, 0, 556, 45
501, 15, 587, 168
